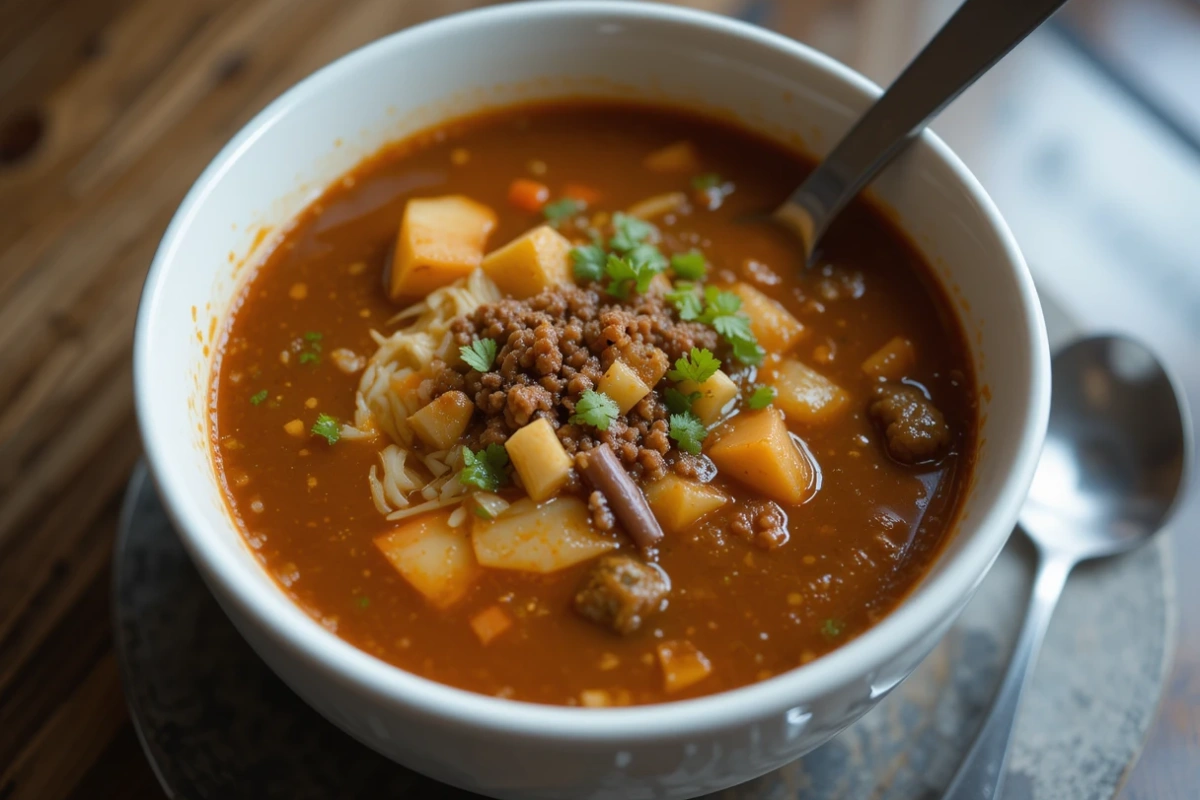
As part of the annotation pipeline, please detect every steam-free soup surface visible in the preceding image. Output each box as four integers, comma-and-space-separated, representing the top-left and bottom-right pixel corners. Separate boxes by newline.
213, 103, 976, 706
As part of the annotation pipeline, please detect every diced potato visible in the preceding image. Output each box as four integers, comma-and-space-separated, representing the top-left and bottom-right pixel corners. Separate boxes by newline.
374, 510, 479, 609
580, 689, 613, 708
505, 418, 573, 503
678, 369, 738, 426
469, 604, 513, 645
472, 496, 616, 573
283, 419, 305, 437
626, 192, 688, 220
708, 408, 814, 505
645, 475, 728, 534
481, 225, 573, 299
407, 390, 474, 450
769, 358, 850, 425
644, 141, 701, 173
861, 336, 916, 381
390, 196, 498, 300
730, 282, 806, 354
598, 361, 651, 414
656, 640, 713, 693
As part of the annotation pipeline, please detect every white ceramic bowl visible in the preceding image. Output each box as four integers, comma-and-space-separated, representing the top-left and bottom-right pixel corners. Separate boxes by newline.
134, 3, 1050, 797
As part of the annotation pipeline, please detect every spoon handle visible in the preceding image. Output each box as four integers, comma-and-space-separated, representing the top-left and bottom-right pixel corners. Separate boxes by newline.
942, 550, 1074, 800
777, 0, 1068, 258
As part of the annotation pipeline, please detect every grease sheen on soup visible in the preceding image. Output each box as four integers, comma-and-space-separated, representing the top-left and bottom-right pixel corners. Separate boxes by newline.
212, 103, 977, 706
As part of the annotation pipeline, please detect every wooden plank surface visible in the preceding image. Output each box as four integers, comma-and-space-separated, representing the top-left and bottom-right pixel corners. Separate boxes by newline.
0, 1, 1194, 797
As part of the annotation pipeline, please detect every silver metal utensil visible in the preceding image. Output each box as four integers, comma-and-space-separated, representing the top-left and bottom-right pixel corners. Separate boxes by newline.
943, 335, 1191, 800
775, 0, 1068, 264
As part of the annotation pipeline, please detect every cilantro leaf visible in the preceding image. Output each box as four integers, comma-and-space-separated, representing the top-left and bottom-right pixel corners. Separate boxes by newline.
604, 253, 661, 299
748, 385, 776, 409
570, 244, 606, 283
712, 313, 754, 342
666, 283, 704, 320
731, 337, 766, 366
821, 618, 845, 638
667, 348, 721, 384
691, 173, 722, 190
570, 390, 620, 431
665, 388, 701, 415
543, 198, 585, 226
609, 212, 657, 252
298, 351, 321, 365
669, 412, 707, 455
311, 413, 340, 445
696, 287, 763, 365
460, 338, 497, 372
249, 389, 268, 406
460, 444, 509, 492
627, 242, 668, 272
304, 331, 323, 343
699, 287, 742, 320
670, 250, 707, 280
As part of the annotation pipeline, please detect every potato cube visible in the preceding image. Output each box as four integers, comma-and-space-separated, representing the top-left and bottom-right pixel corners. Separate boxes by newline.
374, 510, 479, 609
472, 496, 616, 573
389, 196, 497, 300
645, 475, 728, 533
769, 358, 850, 425
505, 417, 572, 502
481, 225, 573, 299
407, 390, 474, 450
708, 408, 814, 505
643, 141, 700, 173
678, 369, 738, 426
656, 640, 712, 693
598, 361, 651, 414
469, 604, 513, 645
730, 282, 806, 354
861, 336, 916, 381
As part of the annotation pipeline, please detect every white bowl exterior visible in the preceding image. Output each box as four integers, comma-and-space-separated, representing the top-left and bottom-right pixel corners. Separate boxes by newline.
134, 3, 1049, 798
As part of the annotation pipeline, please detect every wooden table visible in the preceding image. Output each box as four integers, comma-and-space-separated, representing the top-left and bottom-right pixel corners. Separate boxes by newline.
0, 1, 1195, 797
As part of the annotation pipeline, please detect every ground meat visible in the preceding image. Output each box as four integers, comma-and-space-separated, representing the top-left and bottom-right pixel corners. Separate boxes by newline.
573, 554, 670, 635
868, 383, 951, 464
730, 501, 790, 550
588, 490, 616, 532
435, 285, 719, 476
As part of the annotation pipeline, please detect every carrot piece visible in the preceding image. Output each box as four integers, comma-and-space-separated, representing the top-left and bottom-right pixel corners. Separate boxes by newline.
470, 604, 514, 645
563, 183, 602, 206
508, 179, 550, 212
656, 640, 713, 693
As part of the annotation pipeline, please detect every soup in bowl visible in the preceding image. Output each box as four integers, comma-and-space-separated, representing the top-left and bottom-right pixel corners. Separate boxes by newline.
134, 3, 1049, 798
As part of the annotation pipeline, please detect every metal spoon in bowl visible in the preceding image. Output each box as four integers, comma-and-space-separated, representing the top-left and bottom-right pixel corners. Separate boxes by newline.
942, 335, 1191, 800
775, 0, 1068, 263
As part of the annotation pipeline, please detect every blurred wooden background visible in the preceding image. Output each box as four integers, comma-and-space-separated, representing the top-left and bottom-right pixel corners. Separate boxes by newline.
1, 0, 1196, 797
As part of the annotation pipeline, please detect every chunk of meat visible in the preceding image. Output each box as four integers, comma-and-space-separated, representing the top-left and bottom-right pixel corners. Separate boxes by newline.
868, 384, 951, 464
730, 500, 789, 550
574, 554, 670, 635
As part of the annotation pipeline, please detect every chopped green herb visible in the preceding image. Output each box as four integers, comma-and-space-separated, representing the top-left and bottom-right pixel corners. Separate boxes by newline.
711, 312, 754, 343
298, 351, 321, 366
666, 283, 704, 320
670, 250, 707, 280
821, 618, 845, 638
460, 444, 510, 492
697, 287, 763, 366
699, 287, 742, 320
691, 173, 722, 190
609, 212, 657, 253
311, 413, 340, 445
543, 197, 585, 226
297, 331, 323, 365
665, 388, 702, 415
355, 596, 370, 609
748, 385, 776, 409
667, 348, 721, 384
669, 412, 707, 455
304, 331, 323, 343
627, 242, 668, 272
249, 389, 269, 406
731, 337, 766, 366
604, 253, 662, 299
460, 338, 498, 373
570, 389, 620, 431
570, 244, 606, 283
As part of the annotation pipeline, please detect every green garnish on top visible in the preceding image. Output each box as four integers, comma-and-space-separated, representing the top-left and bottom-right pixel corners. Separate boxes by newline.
543, 197, 585, 226
668, 412, 707, 455
747, 385, 776, 410
570, 390, 620, 431
460, 338, 498, 373
667, 347, 721, 384
665, 388, 702, 415
570, 244, 606, 283
249, 389, 268, 406
670, 251, 707, 280
459, 444, 510, 492
698, 287, 764, 366
604, 253, 663, 299
691, 173, 722, 190
311, 413, 340, 445
666, 282, 704, 321
608, 212, 657, 253
821, 618, 845, 639
298, 331, 323, 365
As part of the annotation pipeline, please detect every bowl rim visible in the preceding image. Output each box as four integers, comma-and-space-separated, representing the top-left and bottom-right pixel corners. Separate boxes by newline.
134, 0, 1050, 741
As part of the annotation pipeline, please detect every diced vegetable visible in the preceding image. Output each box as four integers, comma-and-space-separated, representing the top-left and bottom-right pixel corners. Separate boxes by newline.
504, 417, 573, 502
645, 475, 728, 534
578, 444, 664, 552
472, 496, 616, 573
389, 196, 497, 300
598, 361, 651, 414
469, 492, 510, 521
730, 282, 806, 354
643, 141, 700, 173
656, 640, 712, 693
769, 358, 850, 425
469, 604, 514, 645
507, 178, 550, 212
283, 419, 305, 437
677, 369, 738, 426
580, 689, 613, 708
563, 183, 602, 205
407, 390, 474, 450
861, 336, 916, 381
626, 192, 687, 220
708, 408, 814, 505
481, 225, 573, 299
374, 510, 479, 609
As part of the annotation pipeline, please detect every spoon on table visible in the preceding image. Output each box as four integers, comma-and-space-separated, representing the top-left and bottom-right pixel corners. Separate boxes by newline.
774, 0, 1069, 263
942, 335, 1191, 800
